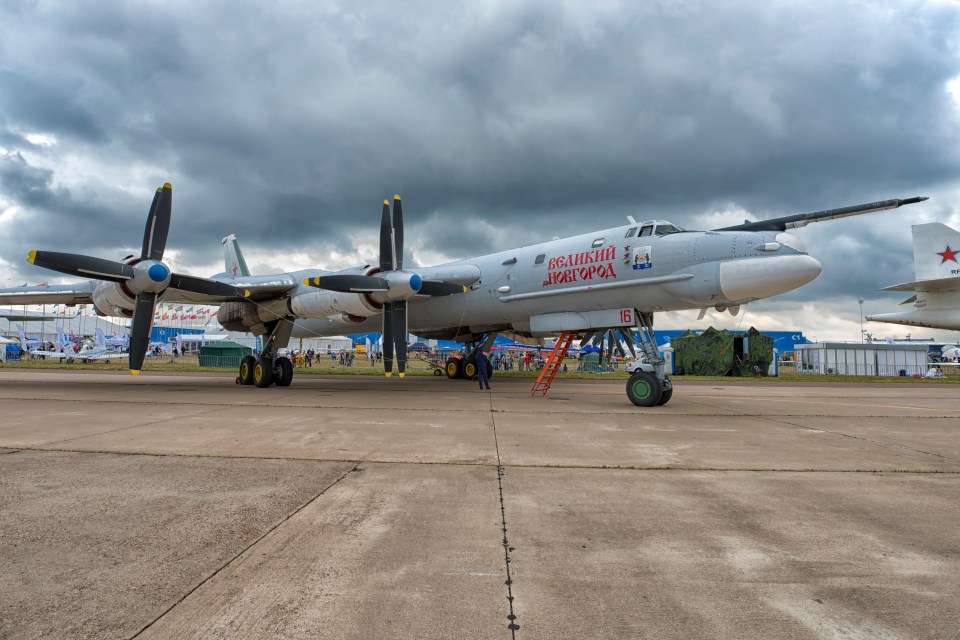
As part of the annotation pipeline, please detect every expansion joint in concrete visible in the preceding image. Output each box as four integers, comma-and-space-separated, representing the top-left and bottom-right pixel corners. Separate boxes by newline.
489, 396, 520, 638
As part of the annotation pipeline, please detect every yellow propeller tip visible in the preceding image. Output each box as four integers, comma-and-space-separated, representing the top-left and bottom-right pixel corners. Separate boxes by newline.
461, 286, 467, 293
394, 194, 401, 200
385, 372, 393, 378
163, 182, 172, 189
27, 250, 36, 264
383, 199, 389, 205
313, 277, 321, 285
398, 372, 405, 378
303, 277, 311, 285
131, 370, 141, 376
156, 187, 162, 192
244, 290, 251, 298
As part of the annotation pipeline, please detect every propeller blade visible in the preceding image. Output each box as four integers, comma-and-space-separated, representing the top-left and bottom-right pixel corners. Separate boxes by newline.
392, 301, 408, 376
128, 292, 157, 374
392, 195, 403, 270
617, 329, 637, 358
142, 183, 172, 261
304, 274, 390, 292
382, 302, 395, 375
611, 331, 626, 358
380, 200, 393, 272
417, 281, 466, 297
28, 251, 134, 283
169, 273, 241, 297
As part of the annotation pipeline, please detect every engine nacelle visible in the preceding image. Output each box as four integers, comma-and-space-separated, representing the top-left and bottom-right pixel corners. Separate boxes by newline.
290, 288, 378, 319
218, 298, 292, 335
91, 281, 135, 318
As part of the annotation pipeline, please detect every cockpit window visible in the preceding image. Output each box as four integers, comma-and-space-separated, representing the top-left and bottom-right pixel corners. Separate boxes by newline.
654, 224, 682, 236
624, 227, 637, 238
639, 225, 653, 237
534, 253, 546, 265
591, 238, 605, 248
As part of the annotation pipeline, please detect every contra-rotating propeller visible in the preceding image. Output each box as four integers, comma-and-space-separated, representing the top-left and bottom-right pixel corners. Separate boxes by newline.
303, 195, 465, 377
27, 184, 240, 374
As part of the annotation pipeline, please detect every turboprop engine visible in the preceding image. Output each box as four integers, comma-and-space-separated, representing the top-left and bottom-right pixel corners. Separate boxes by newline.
91, 280, 137, 318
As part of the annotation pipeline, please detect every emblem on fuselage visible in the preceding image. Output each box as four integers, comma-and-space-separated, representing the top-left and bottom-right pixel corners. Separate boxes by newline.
632, 246, 652, 270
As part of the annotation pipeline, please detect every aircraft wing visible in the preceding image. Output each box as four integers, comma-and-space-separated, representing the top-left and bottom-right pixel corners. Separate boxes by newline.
0, 282, 96, 306
233, 275, 301, 302
880, 276, 960, 292
715, 197, 928, 232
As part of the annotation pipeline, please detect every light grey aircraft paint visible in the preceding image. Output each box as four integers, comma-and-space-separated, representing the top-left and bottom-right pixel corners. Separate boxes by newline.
0, 187, 927, 404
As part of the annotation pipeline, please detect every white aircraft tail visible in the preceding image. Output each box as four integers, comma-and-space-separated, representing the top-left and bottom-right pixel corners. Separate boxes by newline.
867, 222, 960, 330
16, 324, 26, 350
912, 222, 960, 281
95, 328, 106, 348
222, 234, 251, 280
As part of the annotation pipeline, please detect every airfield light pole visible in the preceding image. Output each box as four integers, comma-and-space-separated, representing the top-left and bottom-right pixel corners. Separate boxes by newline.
858, 299, 864, 343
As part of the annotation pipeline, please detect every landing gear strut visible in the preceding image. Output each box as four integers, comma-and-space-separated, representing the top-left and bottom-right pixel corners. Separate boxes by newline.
626, 311, 673, 407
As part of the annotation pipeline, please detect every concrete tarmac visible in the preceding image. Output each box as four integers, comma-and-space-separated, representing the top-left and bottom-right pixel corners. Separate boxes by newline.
0, 369, 957, 639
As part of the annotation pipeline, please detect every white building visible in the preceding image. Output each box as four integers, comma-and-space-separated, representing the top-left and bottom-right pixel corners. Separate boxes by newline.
795, 342, 929, 377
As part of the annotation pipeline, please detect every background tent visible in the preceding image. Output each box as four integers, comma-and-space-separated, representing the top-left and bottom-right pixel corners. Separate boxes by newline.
673, 327, 774, 376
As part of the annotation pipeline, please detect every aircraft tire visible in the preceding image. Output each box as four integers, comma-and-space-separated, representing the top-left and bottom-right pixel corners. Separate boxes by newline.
433, 368, 442, 376
445, 357, 463, 379
486, 361, 494, 379
253, 358, 274, 388
626, 371, 662, 407
656, 379, 673, 406
463, 358, 477, 380
276, 357, 294, 387
239, 355, 256, 385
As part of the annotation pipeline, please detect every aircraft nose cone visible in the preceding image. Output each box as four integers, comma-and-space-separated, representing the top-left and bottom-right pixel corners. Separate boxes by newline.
409, 273, 422, 292
719, 255, 822, 303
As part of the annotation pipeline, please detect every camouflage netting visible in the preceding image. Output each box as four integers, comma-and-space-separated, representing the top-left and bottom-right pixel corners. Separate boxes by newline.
673, 327, 774, 376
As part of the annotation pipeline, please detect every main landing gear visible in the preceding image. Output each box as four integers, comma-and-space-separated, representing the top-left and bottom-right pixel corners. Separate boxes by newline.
237, 319, 295, 389
445, 332, 495, 381
624, 311, 673, 407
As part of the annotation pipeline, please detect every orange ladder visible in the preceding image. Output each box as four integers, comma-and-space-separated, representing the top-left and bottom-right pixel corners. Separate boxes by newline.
530, 331, 577, 396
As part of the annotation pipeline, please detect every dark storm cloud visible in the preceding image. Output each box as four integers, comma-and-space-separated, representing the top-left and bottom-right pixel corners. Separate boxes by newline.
0, 0, 958, 315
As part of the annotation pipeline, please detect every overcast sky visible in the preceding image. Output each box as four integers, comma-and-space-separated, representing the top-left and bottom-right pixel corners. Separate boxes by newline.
1, 0, 959, 341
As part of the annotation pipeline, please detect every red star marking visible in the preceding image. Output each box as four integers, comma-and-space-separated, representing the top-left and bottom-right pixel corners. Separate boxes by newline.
938, 245, 959, 264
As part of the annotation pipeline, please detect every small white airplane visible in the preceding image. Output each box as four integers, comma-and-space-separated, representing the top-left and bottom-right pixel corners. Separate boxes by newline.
25, 325, 71, 358
0, 183, 927, 406
867, 222, 960, 331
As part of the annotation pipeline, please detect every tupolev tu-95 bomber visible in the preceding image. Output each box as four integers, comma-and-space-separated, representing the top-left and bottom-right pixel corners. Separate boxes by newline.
0, 184, 926, 406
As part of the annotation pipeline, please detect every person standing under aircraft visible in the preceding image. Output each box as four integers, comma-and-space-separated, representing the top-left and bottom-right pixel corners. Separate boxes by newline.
476, 349, 491, 391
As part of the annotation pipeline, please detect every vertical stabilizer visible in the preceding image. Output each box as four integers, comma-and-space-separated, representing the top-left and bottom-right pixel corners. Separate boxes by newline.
222, 234, 251, 280
95, 328, 106, 348
912, 223, 960, 281
16, 324, 26, 350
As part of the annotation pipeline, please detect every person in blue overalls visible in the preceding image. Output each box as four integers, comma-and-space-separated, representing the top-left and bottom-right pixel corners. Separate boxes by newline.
476, 349, 491, 391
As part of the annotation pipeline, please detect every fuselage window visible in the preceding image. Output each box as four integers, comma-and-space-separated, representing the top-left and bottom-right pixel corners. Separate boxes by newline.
655, 224, 680, 236
625, 227, 637, 238
591, 238, 605, 248
534, 253, 546, 265
639, 225, 653, 237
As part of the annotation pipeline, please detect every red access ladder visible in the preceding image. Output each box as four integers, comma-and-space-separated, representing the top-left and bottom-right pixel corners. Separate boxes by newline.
530, 331, 577, 396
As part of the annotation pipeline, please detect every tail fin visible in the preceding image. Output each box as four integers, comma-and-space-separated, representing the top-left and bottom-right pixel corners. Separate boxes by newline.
16, 324, 26, 350
912, 223, 960, 280
222, 234, 251, 280
95, 328, 106, 348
